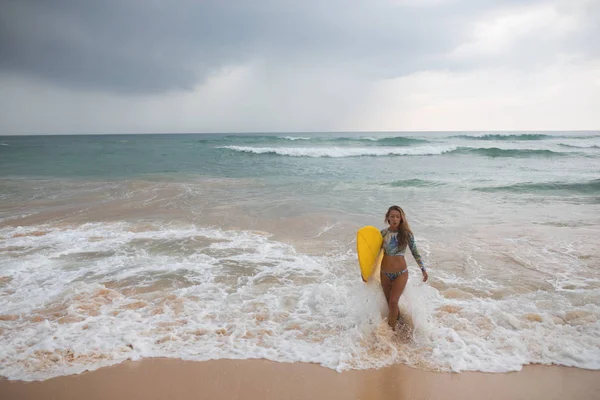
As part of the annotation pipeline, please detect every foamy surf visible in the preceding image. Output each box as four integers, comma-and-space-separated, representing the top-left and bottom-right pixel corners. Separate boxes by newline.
218, 145, 458, 157
1, 222, 599, 381
1, 132, 599, 381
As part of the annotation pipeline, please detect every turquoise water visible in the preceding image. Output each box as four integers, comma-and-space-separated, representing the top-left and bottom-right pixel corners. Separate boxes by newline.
1, 132, 599, 380
2, 132, 599, 180
2, 132, 599, 217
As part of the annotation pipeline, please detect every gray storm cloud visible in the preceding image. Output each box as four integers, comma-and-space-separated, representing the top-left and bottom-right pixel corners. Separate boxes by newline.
4, 0, 594, 94
0, 0, 598, 133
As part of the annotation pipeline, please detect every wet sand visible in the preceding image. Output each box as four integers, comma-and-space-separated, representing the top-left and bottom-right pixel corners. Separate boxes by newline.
1, 358, 599, 400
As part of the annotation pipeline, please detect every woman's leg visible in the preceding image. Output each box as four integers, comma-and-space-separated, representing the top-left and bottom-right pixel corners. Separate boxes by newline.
380, 271, 392, 305
387, 272, 409, 328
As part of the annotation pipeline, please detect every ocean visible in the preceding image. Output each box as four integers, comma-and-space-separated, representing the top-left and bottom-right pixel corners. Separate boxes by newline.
1, 131, 599, 381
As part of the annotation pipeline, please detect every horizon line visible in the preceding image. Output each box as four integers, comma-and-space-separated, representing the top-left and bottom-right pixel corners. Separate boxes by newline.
1, 129, 599, 137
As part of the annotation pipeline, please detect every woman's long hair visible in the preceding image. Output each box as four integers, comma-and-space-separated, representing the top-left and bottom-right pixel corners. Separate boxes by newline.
384, 205, 412, 249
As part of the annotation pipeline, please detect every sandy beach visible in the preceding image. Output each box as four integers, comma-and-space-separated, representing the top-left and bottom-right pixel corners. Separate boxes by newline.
1, 359, 599, 400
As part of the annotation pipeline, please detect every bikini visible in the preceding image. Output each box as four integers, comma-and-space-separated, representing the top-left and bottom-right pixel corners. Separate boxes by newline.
380, 228, 426, 282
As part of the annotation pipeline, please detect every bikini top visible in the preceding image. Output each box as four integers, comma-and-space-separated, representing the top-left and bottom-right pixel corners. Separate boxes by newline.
380, 228, 425, 269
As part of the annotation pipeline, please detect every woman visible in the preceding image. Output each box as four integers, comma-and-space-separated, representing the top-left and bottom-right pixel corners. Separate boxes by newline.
380, 205, 428, 328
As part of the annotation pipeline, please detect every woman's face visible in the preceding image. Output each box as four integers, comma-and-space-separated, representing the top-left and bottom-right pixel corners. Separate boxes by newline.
387, 210, 402, 228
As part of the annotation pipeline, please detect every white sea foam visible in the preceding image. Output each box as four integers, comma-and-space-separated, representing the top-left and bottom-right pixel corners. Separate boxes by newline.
218, 145, 458, 157
314, 223, 339, 238
281, 136, 311, 141
1, 223, 599, 381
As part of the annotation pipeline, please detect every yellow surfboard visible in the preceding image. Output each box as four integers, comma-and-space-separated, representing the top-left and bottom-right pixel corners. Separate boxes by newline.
356, 226, 384, 282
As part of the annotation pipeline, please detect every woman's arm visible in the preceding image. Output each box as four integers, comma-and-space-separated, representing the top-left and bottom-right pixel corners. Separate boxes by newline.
407, 232, 425, 270
408, 232, 429, 282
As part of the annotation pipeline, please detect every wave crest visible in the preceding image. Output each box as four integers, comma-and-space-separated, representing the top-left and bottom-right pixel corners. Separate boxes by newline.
474, 179, 600, 194
455, 147, 570, 157
218, 145, 457, 158
452, 134, 555, 141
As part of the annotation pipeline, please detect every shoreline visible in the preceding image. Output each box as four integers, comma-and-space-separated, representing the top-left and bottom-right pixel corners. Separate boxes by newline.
1, 359, 599, 400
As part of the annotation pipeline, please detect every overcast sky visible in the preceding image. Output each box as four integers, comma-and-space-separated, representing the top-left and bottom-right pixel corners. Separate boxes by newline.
0, 0, 598, 134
